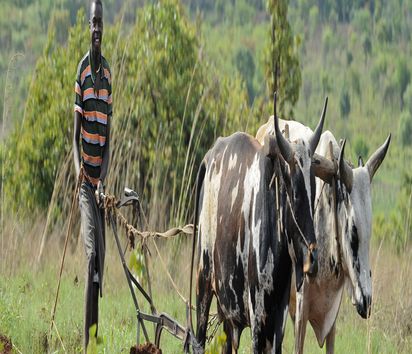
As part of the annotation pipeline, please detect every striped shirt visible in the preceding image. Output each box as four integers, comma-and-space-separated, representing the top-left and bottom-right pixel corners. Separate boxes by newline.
74, 50, 112, 186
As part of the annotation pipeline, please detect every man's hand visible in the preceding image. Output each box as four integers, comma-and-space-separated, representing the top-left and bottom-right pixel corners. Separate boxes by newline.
95, 179, 105, 207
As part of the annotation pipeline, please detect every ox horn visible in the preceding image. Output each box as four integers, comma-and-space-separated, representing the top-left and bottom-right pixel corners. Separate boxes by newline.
338, 139, 353, 193
366, 133, 391, 182
309, 97, 328, 154
274, 95, 293, 163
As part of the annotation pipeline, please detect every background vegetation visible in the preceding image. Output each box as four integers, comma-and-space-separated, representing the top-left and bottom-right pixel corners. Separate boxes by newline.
1, 0, 412, 352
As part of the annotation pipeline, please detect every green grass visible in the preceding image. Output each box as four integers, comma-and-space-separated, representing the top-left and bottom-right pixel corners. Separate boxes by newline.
1, 221, 412, 353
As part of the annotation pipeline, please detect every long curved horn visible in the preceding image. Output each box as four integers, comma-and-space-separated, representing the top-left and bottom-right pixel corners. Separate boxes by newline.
366, 134, 391, 182
309, 97, 328, 154
274, 95, 293, 163
338, 139, 353, 193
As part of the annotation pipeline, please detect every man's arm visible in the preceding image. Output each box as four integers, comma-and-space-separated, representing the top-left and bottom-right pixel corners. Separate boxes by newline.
99, 115, 110, 183
73, 111, 82, 176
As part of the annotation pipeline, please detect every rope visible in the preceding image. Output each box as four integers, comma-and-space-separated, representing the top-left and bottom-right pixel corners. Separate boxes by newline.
285, 193, 311, 249
103, 193, 193, 250
269, 164, 311, 249
314, 182, 326, 214
102, 193, 197, 311
151, 237, 192, 306
206, 314, 222, 344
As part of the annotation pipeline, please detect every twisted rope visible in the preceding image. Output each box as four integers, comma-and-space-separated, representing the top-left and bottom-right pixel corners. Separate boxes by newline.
103, 193, 193, 250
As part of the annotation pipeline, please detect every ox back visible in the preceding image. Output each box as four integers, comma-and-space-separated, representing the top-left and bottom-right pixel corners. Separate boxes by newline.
195, 132, 292, 354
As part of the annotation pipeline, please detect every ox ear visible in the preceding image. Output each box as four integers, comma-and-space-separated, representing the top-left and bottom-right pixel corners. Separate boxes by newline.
262, 134, 278, 158
312, 153, 336, 184
366, 134, 391, 182
309, 97, 328, 154
338, 139, 354, 193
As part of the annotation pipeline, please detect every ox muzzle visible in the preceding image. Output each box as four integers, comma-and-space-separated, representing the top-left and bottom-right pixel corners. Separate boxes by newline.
356, 293, 372, 319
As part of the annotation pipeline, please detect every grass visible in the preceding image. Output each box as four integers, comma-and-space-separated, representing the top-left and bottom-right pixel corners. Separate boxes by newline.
1, 215, 412, 353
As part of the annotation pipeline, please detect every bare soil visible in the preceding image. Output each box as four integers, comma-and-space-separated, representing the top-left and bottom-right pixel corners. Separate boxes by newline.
130, 342, 162, 354
0, 334, 12, 354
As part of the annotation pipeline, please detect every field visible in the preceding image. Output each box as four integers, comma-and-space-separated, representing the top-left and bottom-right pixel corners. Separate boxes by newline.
1, 1, 412, 353
1, 214, 412, 353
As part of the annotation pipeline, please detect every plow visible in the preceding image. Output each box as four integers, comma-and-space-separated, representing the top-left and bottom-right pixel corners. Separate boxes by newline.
102, 187, 197, 352
49, 172, 213, 353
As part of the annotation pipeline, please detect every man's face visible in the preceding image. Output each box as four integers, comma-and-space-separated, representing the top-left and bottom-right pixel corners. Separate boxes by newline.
90, 2, 103, 54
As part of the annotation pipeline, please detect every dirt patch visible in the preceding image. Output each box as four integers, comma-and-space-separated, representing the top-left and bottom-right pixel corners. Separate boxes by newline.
0, 334, 12, 354
130, 342, 162, 354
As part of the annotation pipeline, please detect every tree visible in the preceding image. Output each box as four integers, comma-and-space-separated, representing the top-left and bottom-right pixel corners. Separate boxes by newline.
353, 136, 369, 160
362, 35, 372, 64
265, 0, 301, 117
340, 87, 351, 119
395, 58, 410, 110
2, 1, 250, 222
235, 47, 255, 102
399, 111, 412, 147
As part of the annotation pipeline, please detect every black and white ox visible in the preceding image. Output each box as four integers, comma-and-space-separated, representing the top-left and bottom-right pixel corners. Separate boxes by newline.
257, 119, 390, 354
193, 99, 330, 354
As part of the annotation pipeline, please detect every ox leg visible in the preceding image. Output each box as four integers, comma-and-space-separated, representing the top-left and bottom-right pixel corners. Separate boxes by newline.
222, 320, 233, 354
294, 283, 308, 354
273, 280, 293, 354
221, 320, 242, 354
325, 321, 336, 354
196, 259, 213, 352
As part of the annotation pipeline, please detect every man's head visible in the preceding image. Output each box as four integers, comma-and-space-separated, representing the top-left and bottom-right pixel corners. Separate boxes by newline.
89, 0, 103, 54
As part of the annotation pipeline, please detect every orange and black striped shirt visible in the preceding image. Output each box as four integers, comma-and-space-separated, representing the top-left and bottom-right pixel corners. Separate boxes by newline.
74, 50, 112, 186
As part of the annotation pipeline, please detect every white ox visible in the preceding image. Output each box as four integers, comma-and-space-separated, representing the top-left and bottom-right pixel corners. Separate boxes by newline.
256, 117, 390, 354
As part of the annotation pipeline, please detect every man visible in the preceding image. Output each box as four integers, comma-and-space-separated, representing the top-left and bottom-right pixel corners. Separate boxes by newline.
73, 0, 112, 349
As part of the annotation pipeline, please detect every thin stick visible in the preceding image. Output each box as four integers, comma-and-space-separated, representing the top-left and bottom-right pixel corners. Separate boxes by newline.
12, 342, 23, 354
52, 319, 67, 352
49, 168, 82, 337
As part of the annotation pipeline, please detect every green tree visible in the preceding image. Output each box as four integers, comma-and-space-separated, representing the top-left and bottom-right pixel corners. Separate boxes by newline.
235, 47, 255, 101
2, 1, 250, 223
394, 58, 410, 109
265, 0, 301, 117
353, 136, 369, 160
399, 111, 412, 147
340, 86, 351, 119
362, 35, 372, 64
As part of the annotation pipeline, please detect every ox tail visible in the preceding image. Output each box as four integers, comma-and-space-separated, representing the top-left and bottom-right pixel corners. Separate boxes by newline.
188, 159, 207, 338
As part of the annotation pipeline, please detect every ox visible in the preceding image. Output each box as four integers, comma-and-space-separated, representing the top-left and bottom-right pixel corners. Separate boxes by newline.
256, 118, 390, 354
193, 99, 329, 353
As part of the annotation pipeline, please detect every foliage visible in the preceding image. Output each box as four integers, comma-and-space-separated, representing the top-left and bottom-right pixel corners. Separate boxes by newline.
2, 0, 412, 248
235, 47, 256, 101
2, 9, 89, 213
399, 111, 412, 147
265, 0, 301, 117
353, 136, 369, 160
339, 87, 351, 119
2, 1, 250, 225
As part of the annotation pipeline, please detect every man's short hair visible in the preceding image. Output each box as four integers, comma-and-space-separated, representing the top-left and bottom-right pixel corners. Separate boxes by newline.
89, 0, 103, 18
90, 0, 103, 11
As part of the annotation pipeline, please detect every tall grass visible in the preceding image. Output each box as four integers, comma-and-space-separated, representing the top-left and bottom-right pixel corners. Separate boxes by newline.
1, 211, 412, 352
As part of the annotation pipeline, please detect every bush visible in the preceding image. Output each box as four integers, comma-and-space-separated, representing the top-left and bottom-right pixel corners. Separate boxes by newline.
340, 87, 351, 119
2, 1, 250, 223
399, 111, 412, 147
353, 136, 369, 161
